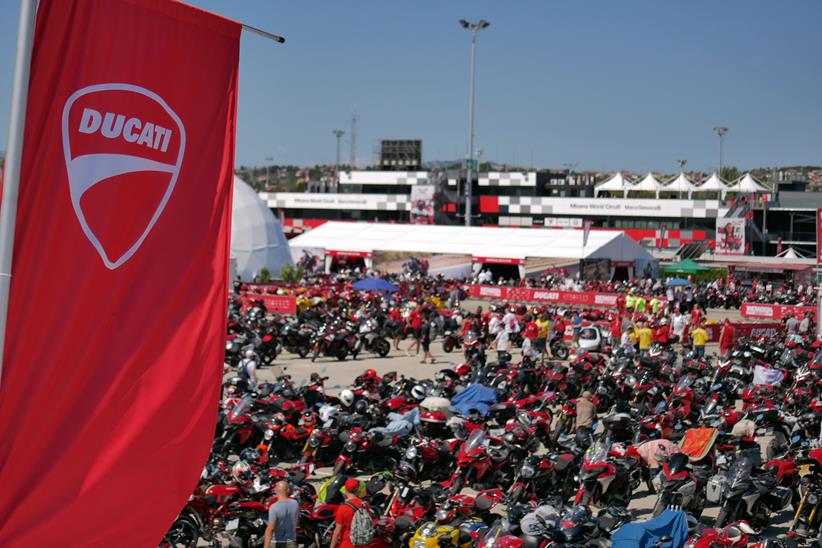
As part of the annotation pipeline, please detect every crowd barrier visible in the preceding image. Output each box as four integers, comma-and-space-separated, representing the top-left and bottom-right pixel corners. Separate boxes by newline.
740, 302, 815, 321
240, 293, 297, 314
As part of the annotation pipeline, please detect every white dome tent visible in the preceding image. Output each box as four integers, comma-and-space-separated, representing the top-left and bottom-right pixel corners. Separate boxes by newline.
231, 176, 293, 281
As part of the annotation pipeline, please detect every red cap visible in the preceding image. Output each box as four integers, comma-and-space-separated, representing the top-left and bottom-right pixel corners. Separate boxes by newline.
344, 478, 360, 493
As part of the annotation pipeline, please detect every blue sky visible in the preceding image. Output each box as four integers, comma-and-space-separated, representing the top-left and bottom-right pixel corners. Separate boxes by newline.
1, 1, 820, 172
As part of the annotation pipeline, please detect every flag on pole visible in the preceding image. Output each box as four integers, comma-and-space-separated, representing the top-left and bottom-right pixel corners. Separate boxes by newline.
659, 224, 668, 250
0, 0, 240, 545
583, 219, 593, 248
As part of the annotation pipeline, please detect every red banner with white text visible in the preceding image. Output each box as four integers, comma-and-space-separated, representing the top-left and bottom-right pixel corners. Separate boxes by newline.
467, 284, 624, 307
0, 1, 239, 545
740, 302, 816, 321
242, 293, 298, 315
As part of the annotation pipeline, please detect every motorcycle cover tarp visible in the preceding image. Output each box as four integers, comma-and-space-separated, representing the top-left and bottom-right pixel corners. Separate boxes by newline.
0, 1, 239, 545
370, 407, 420, 437
451, 383, 497, 417
611, 509, 688, 548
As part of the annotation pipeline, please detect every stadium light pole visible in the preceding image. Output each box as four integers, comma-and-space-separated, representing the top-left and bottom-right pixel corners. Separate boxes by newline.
460, 19, 490, 227
713, 127, 728, 178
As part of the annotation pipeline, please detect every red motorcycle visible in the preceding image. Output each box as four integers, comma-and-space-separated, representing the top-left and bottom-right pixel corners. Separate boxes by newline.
446, 429, 511, 495
573, 436, 643, 507
333, 427, 400, 475
685, 521, 757, 547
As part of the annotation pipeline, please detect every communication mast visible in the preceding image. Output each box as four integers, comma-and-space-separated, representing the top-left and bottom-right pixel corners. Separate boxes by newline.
350, 112, 358, 168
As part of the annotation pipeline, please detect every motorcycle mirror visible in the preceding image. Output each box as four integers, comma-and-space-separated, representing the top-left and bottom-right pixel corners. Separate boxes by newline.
791, 434, 801, 443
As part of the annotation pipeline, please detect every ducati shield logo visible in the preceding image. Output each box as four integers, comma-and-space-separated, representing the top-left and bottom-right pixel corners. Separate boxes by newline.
61, 83, 186, 269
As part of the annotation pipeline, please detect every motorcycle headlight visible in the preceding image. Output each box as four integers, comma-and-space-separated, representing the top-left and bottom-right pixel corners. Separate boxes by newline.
225, 342, 233, 350
345, 441, 357, 452
309, 436, 321, 447
264, 429, 274, 440
521, 464, 535, 479
808, 493, 818, 506
405, 446, 418, 459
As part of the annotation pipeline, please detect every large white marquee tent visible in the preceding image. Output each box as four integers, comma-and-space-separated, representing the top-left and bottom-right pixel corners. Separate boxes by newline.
289, 221, 658, 276
594, 172, 633, 197
231, 176, 293, 280
630, 173, 664, 197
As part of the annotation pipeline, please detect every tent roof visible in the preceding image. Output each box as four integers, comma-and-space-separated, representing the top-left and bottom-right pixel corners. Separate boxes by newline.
729, 173, 770, 193
288, 222, 657, 263
594, 172, 633, 195
664, 173, 698, 192
695, 172, 729, 192
630, 173, 664, 192
661, 258, 708, 273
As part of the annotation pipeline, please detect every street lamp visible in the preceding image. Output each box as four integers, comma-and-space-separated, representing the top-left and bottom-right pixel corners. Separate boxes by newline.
459, 18, 490, 227
713, 127, 728, 178
332, 129, 344, 182
677, 159, 687, 172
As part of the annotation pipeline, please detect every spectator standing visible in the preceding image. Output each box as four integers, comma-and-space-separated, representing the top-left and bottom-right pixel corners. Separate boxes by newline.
799, 313, 812, 336
420, 315, 436, 364
495, 328, 510, 361
535, 313, 552, 359
571, 312, 583, 348
264, 481, 299, 548
636, 321, 653, 356
718, 319, 735, 358
330, 479, 370, 548
786, 314, 799, 336
690, 323, 708, 359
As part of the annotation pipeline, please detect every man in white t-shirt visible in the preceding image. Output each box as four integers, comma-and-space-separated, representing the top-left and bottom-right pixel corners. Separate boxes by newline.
502, 308, 520, 335
671, 310, 687, 342
495, 329, 510, 361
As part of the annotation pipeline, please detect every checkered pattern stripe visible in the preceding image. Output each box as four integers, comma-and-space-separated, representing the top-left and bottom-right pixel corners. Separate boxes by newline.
264, 193, 410, 211
497, 196, 724, 218
339, 171, 428, 185
479, 172, 536, 187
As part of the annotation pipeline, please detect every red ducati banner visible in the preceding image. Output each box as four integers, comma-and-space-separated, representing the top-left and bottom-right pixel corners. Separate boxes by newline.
0, 1, 239, 545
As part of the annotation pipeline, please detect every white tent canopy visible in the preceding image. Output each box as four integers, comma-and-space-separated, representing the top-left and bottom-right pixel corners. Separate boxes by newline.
664, 173, 698, 198
695, 172, 729, 194
729, 173, 770, 193
231, 176, 293, 280
288, 222, 658, 273
629, 173, 664, 197
594, 172, 633, 197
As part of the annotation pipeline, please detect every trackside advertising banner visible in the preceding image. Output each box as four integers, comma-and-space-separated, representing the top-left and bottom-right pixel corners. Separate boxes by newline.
0, 1, 239, 545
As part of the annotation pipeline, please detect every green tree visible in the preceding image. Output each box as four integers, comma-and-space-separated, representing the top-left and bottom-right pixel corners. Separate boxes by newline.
720, 166, 740, 182
279, 264, 304, 283
258, 266, 273, 283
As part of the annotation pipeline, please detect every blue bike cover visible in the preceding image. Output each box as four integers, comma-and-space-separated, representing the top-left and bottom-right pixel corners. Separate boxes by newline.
451, 383, 498, 417
611, 509, 688, 548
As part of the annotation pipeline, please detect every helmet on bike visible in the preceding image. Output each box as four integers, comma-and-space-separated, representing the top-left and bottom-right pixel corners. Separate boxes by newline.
239, 447, 260, 464
339, 389, 355, 407
232, 460, 253, 487
319, 405, 338, 424
354, 399, 368, 415
363, 369, 378, 380
411, 384, 426, 401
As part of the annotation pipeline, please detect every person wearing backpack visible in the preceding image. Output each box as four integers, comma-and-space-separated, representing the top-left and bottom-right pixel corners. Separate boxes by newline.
330, 479, 375, 548
237, 349, 258, 387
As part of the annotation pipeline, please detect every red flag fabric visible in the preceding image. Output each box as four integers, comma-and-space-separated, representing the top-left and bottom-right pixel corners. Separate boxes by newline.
582, 219, 593, 247
0, 0, 239, 545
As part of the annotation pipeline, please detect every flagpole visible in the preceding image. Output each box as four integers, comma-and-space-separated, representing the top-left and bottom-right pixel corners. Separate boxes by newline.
0, 0, 38, 388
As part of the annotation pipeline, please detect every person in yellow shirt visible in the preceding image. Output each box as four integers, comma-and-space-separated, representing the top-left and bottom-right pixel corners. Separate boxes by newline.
690, 323, 708, 358
535, 313, 552, 359
635, 321, 654, 356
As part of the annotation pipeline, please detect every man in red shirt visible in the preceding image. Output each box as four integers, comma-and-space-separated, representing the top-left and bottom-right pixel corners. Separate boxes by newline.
654, 318, 671, 345
719, 318, 735, 358
331, 479, 366, 548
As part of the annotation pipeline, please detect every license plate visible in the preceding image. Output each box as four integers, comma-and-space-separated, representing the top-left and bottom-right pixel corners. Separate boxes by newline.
799, 464, 812, 476
226, 518, 239, 531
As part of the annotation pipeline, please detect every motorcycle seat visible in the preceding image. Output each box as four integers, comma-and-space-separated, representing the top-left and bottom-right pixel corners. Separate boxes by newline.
375, 436, 394, 448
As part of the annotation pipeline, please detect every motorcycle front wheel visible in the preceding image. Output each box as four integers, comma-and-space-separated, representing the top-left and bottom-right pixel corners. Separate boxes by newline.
161, 515, 199, 548
374, 338, 390, 358
443, 338, 455, 353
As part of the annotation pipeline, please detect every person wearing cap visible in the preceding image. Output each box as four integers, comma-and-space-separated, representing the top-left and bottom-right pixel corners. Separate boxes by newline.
238, 349, 258, 386
331, 479, 367, 548
264, 480, 299, 548
575, 391, 596, 431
